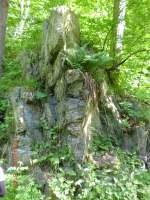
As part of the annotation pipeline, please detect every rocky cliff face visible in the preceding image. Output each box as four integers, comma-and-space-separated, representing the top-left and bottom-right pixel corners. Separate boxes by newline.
6, 6, 149, 173
8, 6, 101, 165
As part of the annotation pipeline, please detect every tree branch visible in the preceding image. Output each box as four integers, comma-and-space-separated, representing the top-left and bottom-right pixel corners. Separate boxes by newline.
117, 48, 150, 66
108, 48, 150, 72
102, 29, 111, 51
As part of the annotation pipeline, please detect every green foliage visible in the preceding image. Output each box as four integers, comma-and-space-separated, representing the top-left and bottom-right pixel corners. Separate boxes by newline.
119, 100, 150, 122
65, 46, 87, 69
33, 124, 75, 170
2, 174, 44, 200
35, 91, 47, 101
0, 109, 14, 143
3, 148, 150, 200
44, 133, 149, 200
90, 132, 114, 152
0, 59, 22, 93
2, 118, 150, 200
65, 46, 112, 83
48, 151, 150, 200
65, 46, 113, 70
0, 98, 8, 113
5, 0, 150, 103
0, 98, 13, 143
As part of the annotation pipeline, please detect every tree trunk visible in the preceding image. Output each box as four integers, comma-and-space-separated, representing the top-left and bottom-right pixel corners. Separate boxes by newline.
0, 0, 9, 77
109, 0, 126, 84
111, 0, 126, 66
14, 0, 30, 37
111, 0, 120, 62
117, 0, 126, 53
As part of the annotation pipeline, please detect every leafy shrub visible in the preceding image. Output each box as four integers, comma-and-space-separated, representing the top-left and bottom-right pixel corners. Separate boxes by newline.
0, 98, 8, 113
119, 100, 150, 122
2, 174, 44, 200
48, 154, 150, 200
65, 46, 113, 71
47, 133, 148, 200
0, 98, 12, 143
91, 132, 114, 152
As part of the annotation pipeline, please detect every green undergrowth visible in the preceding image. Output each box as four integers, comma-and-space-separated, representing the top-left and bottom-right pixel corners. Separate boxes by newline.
119, 100, 150, 123
3, 129, 150, 200
38, 132, 150, 200
0, 98, 12, 144
1, 173, 44, 200
2, 137, 150, 200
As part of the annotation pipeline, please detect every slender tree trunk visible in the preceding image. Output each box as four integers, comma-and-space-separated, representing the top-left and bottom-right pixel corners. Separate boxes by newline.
15, 0, 30, 37
109, 0, 126, 84
0, 0, 8, 77
117, 0, 126, 52
111, 0, 126, 66
111, 0, 120, 63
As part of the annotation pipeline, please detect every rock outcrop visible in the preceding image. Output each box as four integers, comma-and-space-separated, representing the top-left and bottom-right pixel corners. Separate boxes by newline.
8, 6, 101, 166
7, 6, 149, 172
